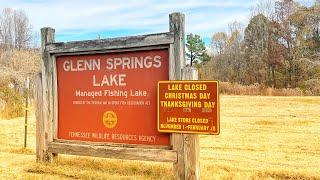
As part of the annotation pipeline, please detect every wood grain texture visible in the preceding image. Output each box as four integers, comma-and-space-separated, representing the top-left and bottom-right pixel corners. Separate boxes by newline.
172, 133, 185, 180
53, 139, 172, 150
169, 12, 186, 80
35, 73, 44, 161
47, 142, 177, 163
40, 27, 55, 162
169, 44, 176, 80
169, 12, 187, 180
46, 32, 174, 54
182, 67, 200, 180
50, 45, 169, 56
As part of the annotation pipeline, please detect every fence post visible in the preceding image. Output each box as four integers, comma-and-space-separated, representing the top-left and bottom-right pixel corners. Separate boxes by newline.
24, 77, 30, 148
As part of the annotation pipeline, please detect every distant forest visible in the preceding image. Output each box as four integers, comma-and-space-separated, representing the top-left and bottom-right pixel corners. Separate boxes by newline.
0, 0, 319, 95
196, 0, 319, 93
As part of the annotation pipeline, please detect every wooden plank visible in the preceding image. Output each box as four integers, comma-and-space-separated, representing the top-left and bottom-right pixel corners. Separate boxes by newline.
47, 142, 177, 163
46, 32, 174, 54
35, 73, 44, 161
171, 133, 185, 180
181, 67, 198, 80
169, 44, 175, 80
183, 135, 200, 179
182, 67, 200, 180
51, 45, 169, 57
169, 44, 176, 149
170, 13, 186, 80
169, 12, 186, 180
40, 69, 50, 161
41, 27, 55, 162
53, 139, 172, 150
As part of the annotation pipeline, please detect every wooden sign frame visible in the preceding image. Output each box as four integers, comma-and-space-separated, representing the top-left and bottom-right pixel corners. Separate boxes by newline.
36, 12, 199, 179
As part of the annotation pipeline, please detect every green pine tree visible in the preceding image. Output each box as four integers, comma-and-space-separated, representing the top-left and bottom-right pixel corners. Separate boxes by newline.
186, 33, 209, 66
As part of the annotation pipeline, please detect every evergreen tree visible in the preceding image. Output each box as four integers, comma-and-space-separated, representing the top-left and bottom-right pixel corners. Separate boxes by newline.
186, 33, 209, 66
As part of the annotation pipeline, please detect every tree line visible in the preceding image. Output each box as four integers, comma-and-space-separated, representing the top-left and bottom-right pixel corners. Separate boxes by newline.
0, 8, 32, 50
190, 0, 320, 92
1, 2, 319, 93
0, 7, 40, 92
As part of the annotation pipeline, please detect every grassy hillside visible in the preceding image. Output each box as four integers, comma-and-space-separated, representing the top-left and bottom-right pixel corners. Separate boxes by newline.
0, 96, 319, 179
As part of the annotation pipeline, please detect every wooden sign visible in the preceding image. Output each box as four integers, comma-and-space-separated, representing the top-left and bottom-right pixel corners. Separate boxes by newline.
158, 81, 219, 134
37, 12, 201, 180
56, 49, 170, 145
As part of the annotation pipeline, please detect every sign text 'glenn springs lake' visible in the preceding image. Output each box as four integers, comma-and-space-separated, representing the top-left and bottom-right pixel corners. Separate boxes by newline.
61, 55, 163, 87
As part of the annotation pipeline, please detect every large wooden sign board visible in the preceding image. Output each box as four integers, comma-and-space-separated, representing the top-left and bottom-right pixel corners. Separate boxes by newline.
158, 81, 219, 135
36, 12, 201, 180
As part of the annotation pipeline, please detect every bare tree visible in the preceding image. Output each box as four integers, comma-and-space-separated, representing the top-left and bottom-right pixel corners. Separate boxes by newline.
211, 32, 227, 55
0, 8, 32, 49
274, 0, 298, 87
227, 21, 245, 83
251, 0, 275, 19
0, 8, 13, 49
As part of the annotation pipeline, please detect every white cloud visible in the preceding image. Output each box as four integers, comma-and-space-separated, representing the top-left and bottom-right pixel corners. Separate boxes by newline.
0, 0, 258, 42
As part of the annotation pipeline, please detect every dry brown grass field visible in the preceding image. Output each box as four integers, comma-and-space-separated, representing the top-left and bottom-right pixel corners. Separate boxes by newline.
0, 95, 319, 179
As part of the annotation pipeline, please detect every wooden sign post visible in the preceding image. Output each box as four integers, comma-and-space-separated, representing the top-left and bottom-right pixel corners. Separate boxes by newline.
36, 12, 200, 179
169, 13, 201, 180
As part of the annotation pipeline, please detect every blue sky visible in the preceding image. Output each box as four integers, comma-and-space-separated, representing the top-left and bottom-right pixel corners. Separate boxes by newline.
0, 0, 315, 46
